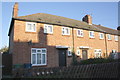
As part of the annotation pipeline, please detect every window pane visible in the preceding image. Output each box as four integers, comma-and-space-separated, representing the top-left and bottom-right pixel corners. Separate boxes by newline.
27, 24, 32, 30
32, 49, 36, 53
32, 54, 36, 64
44, 26, 47, 33
78, 30, 80, 35
42, 49, 46, 53
66, 28, 69, 34
42, 54, 46, 64
90, 32, 92, 36
37, 49, 41, 53
62, 28, 65, 34
80, 30, 83, 36
32, 24, 36, 31
48, 26, 52, 32
37, 54, 41, 64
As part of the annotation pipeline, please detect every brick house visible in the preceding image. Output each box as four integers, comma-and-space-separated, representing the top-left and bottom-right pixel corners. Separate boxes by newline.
8, 3, 120, 68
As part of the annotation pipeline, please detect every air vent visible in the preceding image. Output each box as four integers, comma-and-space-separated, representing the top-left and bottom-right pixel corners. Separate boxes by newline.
57, 21, 61, 23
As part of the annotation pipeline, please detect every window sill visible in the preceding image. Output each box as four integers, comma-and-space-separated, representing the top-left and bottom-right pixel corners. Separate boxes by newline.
77, 36, 84, 38
89, 37, 95, 39
32, 64, 47, 67
25, 31, 36, 34
99, 38, 104, 40
44, 33, 53, 35
108, 39, 112, 41
115, 40, 118, 42
62, 34, 70, 37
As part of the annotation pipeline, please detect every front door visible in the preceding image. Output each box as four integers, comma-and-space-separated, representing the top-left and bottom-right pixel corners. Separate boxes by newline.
82, 50, 88, 60
58, 49, 67, 67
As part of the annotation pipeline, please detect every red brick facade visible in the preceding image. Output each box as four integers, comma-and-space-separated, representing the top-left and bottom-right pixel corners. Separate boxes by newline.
8, 3, 119, 68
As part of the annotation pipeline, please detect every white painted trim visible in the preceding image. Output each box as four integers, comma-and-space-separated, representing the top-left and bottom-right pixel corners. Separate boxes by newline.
62, 27, 70, 35
77, 29, 84, 37
26, 22, 36, 32
56, 45, 70, 48
79, 46, 90, 49
99, 33, 104, 39
76, 50, 80, 56
31, 48, 47, 66
114, 35, 118, 41
107, 34, 112, 40
89, 31, 95, 38
44, 24, 53, 34
67, 50, 72, 56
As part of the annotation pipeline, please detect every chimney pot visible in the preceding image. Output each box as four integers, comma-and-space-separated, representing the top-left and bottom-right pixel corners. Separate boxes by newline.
117, 26, 120, 30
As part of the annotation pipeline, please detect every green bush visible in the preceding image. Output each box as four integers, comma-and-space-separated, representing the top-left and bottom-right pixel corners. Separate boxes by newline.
77, 58, 119, 65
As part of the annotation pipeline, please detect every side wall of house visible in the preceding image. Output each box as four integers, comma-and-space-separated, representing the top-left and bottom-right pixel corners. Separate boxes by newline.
9, 24, 14, 54
13, 20, 73, 67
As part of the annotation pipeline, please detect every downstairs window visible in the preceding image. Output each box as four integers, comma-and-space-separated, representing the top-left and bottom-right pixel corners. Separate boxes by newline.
31, 48, 47, 66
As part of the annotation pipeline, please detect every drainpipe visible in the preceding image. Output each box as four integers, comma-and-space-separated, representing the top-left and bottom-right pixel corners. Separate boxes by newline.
72, 27, 75, 52
104, 33, 108, 58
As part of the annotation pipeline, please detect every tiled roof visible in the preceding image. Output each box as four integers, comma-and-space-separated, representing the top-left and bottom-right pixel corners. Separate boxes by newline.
93, 24, 119, 35
15, 13, 104, 32
9, 13, 119, 36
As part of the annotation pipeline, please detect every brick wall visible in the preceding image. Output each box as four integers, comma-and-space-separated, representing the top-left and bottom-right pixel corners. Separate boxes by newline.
10, 20, 119, 68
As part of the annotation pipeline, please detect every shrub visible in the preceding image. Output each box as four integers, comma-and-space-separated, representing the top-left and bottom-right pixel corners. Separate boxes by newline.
77, 58, 119, 65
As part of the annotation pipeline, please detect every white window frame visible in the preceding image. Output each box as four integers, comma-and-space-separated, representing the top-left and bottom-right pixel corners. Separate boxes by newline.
89, 31, 95, 38
99, 33, 104, 39
114, 35, 118, 41
76, 50, 80, 56
44, 24, 53, 34
62, 27, 70, 35
112, 49, 117, 53
94, 49, 102, 58
26, 22, 36, 32
31, 48, 47, 66
68, 50, 72, 56
77, 29, 83, 37
107, 34, 111, 40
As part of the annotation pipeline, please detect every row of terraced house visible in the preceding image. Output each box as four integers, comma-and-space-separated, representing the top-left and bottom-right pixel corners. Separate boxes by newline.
8, 3, 120, 68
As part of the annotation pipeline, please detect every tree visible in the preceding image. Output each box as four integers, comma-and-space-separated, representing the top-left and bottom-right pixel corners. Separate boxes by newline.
0, 46, 8, 53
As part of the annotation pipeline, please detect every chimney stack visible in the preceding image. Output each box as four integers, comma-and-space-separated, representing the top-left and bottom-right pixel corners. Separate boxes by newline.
13, 2, 18, 18
82, 15, 92, 25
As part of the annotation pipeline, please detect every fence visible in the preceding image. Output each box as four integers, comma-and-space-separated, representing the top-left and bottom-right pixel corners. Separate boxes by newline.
12, 62, 119, 78
2, 53, 12, 76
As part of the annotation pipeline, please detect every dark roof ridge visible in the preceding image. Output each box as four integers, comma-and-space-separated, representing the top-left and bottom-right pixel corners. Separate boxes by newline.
93, 24, 117, 31
17, 13, 87, 24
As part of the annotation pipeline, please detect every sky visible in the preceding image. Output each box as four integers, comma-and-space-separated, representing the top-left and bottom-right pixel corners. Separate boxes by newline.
0, 2, 119, 49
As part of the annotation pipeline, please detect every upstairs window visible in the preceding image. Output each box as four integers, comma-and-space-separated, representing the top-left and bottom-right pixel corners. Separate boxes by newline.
26, 22, 36, 32
89, 31, 95, 38
44, 24, 53, 34
62, 27, 70, 35
99, 33, 104, 39
114, 35, 118, 41
107, 34, 111, 40
77, 29, 83, 37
